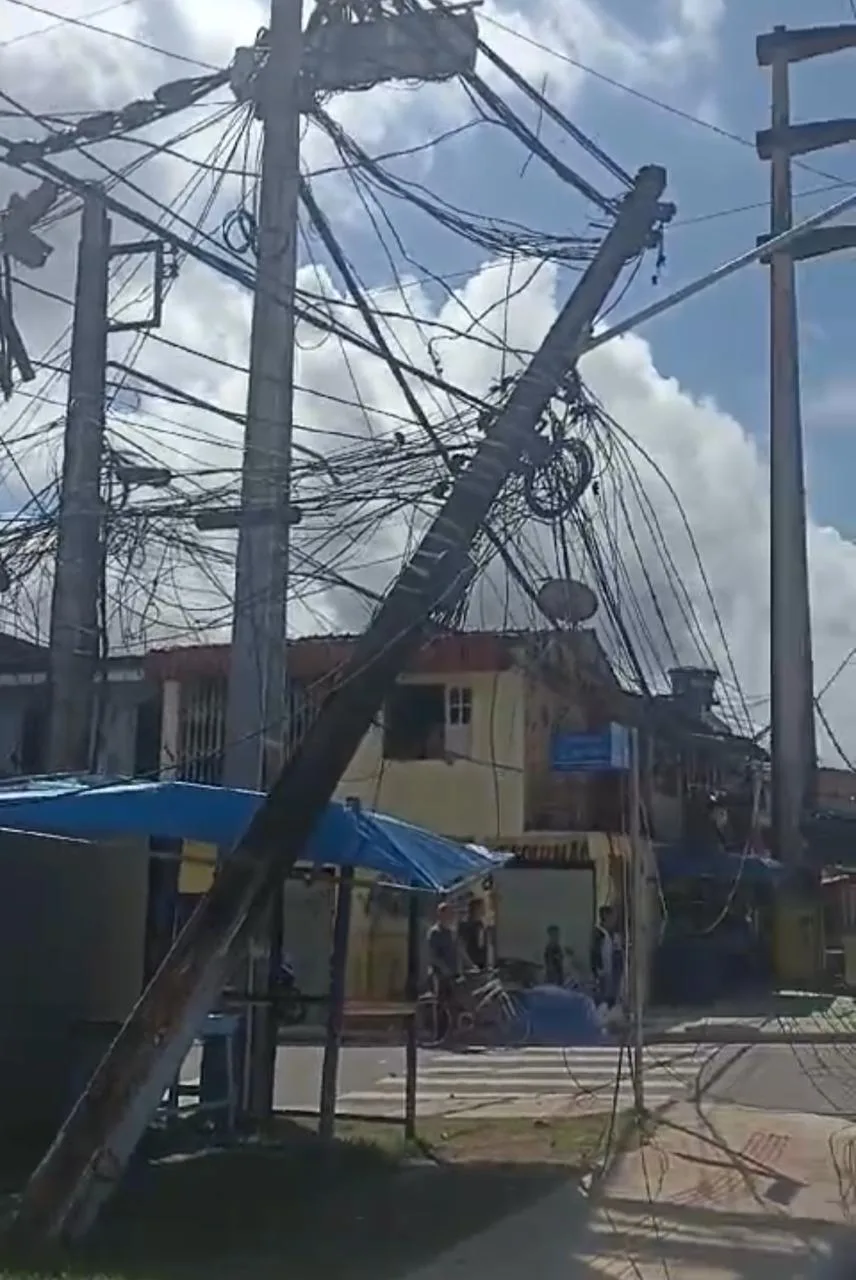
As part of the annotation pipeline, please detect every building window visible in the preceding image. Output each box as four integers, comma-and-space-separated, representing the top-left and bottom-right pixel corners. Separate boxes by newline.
178, 677, 226, 785
448, 686, 472, 727
382, 682, 475, 762
446, 684, 473, 760
383, 684, 446, 761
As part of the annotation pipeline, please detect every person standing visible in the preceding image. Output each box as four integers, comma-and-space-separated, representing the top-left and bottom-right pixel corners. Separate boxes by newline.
543, 924, 565, 987
427, 900, 460, 1037
591, 905, 620, 1009
458, 896, 488, 971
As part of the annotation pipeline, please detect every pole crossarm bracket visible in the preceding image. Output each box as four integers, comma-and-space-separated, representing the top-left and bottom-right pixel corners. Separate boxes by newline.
756, 225, 856, 264
758, 23, 856, 66
757, 117, 856, 160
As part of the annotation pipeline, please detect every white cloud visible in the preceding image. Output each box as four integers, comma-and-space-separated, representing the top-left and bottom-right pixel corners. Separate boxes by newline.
807, 376, 856, 433
5, 0, 856, 767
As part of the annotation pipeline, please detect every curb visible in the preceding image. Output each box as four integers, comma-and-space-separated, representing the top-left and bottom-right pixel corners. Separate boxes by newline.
642, 1029, 856, 1046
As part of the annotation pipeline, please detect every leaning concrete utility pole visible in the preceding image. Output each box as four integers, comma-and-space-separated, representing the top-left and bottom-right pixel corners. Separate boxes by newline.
8, 163, 668, 1248
46, 190, 110, 773
757, 23, 856, 863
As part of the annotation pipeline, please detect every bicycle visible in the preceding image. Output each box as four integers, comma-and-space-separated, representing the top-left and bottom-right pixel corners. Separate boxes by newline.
416, 969, 527, 1047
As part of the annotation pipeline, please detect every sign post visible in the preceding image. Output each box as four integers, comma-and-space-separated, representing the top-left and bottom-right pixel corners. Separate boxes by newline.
550, 722, 645, 1114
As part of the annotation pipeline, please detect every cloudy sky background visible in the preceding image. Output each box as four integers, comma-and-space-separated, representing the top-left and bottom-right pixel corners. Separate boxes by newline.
2, 0, 856, 756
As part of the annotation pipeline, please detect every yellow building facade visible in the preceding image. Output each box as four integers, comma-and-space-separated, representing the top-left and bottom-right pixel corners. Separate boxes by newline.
153, 630, 648, 1004
336, 668, 527, 838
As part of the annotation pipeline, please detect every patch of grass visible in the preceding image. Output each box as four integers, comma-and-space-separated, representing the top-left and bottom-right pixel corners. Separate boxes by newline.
0, 1110, 644, 1280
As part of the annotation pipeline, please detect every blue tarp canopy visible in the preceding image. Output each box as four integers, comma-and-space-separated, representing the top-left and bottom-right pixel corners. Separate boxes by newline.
803, 810, 856, 869
0, 775, 506, 893
656, 843, 782, 886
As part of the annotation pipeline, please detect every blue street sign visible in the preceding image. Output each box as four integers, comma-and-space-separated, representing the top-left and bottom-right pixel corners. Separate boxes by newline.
550, 723, 630, 773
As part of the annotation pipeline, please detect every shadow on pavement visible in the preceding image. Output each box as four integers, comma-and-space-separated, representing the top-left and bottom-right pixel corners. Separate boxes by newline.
0, 1120, 583, 1280
578, 1192, 851, 1278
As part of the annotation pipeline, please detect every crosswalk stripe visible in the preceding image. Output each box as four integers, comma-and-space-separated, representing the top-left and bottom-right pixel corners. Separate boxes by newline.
335, 1045, 713, 1116
339, 1087, 681, 1103
419, 1060, 702, 1076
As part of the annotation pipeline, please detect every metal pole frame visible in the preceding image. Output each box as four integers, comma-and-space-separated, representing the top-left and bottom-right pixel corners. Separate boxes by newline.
404, 893, 420, 1141
318, 865, 355, 1142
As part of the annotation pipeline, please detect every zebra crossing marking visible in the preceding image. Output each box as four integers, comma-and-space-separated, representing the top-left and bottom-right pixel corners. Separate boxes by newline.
336, 1044, 714, 1118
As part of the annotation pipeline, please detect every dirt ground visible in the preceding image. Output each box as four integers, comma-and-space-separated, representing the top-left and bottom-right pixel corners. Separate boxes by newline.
0, 1111, 641, 1280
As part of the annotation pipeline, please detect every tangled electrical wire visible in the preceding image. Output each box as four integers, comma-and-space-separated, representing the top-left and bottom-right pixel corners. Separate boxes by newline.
0, 0, 751, 743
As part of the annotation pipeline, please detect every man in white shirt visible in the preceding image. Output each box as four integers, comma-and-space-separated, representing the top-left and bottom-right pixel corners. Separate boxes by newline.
591, 906, 620, 1009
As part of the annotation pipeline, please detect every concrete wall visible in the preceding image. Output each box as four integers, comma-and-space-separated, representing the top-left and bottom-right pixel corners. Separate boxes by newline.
0, 685, 34, 774
338, 669, 526, 839
91, 681, 148, 776
0, 831, 149, 1135
0, 675, 151, 778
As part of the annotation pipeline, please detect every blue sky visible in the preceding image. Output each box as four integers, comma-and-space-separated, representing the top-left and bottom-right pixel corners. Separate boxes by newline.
319, 0, 856, 538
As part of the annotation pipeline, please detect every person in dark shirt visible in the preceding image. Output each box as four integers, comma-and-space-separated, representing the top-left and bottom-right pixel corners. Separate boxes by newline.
544, 924, 565, 987
427, 901, 460, 1037
457, 897, 488, 971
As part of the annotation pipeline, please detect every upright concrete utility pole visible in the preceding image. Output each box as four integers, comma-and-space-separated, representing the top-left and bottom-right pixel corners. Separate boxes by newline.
46, 190, 110, 773
221, 0, 303, 1121
757, 23, 856, 864
222, 0, 482, 1122
223, 0, 301, 794
8, 163, 669, 1249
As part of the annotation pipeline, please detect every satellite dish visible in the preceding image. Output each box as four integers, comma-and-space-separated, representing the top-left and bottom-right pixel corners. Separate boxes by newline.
537, 577, 598, 625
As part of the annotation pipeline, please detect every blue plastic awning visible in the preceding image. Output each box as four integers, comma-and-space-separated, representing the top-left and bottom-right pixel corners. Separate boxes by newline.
0, 775, 505, 894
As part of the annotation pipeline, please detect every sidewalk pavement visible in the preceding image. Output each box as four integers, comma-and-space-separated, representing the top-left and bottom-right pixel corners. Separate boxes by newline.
641, 994, 856, 1045
396, 1101, 856, 1279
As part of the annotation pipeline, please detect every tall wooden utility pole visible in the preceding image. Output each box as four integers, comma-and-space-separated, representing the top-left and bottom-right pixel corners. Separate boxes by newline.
8, 163, 669, 1249
46, 190, 110, 773
757, 23, 856, 863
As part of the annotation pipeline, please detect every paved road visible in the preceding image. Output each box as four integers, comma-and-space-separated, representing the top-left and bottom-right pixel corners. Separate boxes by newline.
180, 1042, 718, 1119
179, 1044, 400, 1113
700, 1042, 856, 1116
334, 1043, 718, 1118
180, 1040, 856, 1121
